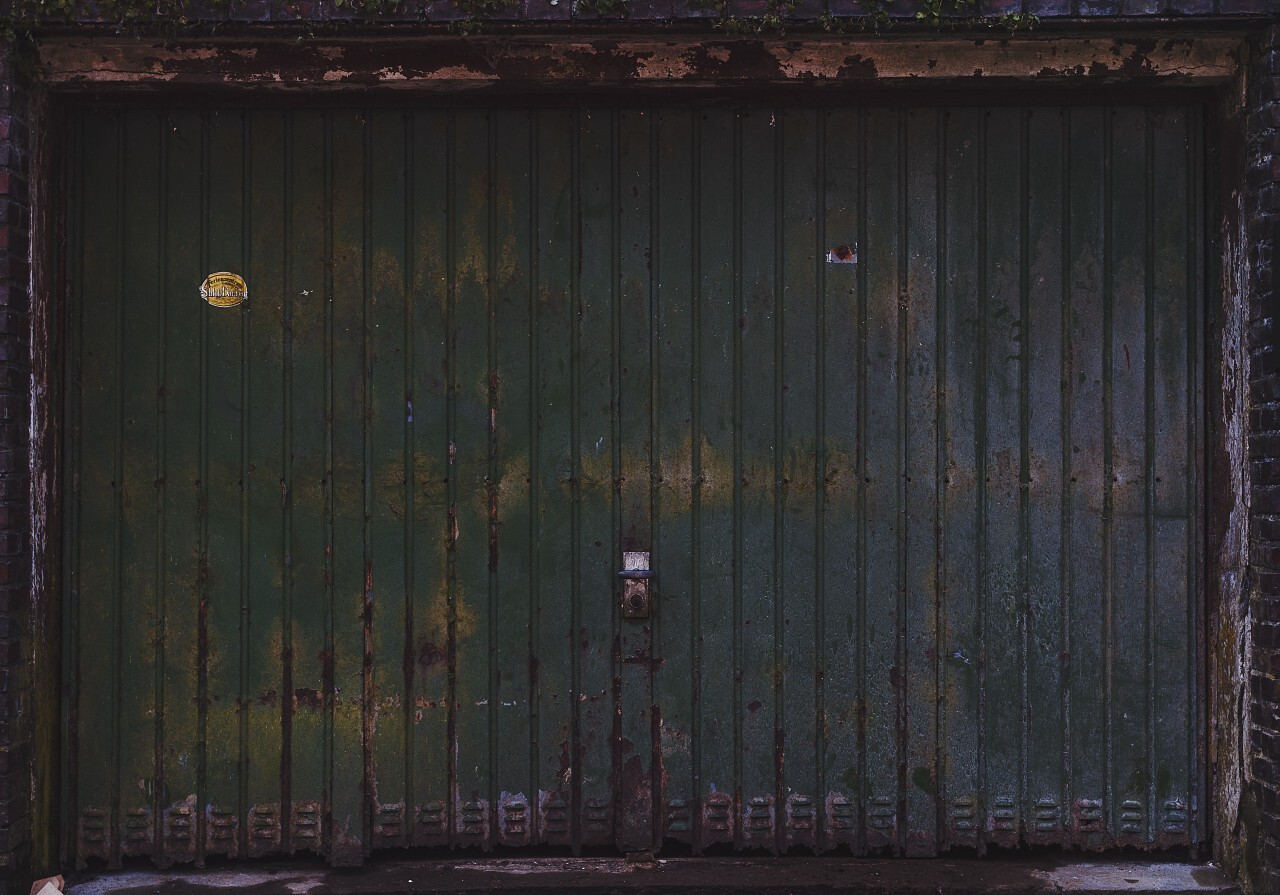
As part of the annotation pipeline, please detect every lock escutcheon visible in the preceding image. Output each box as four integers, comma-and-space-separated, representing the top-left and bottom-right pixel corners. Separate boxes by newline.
619, 551, 652, 619
622, 579, 649, 617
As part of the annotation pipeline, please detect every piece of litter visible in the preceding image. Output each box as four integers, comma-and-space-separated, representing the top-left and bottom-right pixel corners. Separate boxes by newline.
30, 876, 64, 895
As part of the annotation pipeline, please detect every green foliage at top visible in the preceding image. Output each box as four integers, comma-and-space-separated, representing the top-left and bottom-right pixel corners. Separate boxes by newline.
0, 0, 1035, 37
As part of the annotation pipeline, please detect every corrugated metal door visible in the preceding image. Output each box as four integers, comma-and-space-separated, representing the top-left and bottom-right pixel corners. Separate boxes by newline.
62, 103, 1204, 867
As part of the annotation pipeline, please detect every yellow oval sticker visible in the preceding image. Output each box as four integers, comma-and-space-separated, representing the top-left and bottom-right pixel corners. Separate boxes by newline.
200, 272, 248, 308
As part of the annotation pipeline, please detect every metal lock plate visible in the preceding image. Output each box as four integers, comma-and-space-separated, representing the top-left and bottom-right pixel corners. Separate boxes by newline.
619, 551, 652, 619
622, 579, 649, 618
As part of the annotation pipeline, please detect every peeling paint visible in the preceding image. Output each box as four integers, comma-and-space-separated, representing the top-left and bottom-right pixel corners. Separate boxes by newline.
632, 49, 695, 81
1212, 186, 1251, 880
35, 36, 1241, 90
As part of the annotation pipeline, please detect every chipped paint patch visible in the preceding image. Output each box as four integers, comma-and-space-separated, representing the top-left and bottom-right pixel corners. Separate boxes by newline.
427, 66, 500, 80
77, 69, 179, 82
769, 45, 851, 79
633, 48, 695, 81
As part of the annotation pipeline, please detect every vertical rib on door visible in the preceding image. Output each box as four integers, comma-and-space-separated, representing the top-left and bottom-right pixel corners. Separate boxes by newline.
63, 103, 1204, 867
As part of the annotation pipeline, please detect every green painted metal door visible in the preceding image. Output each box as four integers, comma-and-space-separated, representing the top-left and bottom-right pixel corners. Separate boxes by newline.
62, 103, 1205, 867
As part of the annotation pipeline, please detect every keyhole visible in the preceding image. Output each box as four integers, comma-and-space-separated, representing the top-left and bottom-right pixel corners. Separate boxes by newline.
628, 591, 645, 611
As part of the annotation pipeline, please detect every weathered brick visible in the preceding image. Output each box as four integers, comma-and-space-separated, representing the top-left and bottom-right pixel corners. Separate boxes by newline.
1251, 404, 1280, 432
1253, 104, 1280, 136
1249, 345, 1280, 376
0, 816, 31, 853
824, 0, 865, 16
0, 536, 24, 564
1253, 373, 1280, 405
1258, 516, 1280, 543
0, 258, 29, 288
1249, 432, 1280, 459
1026, 0, 1073, 14
1255, 671, 1280, 705
0, 311, 28, 336
421, 0, 466, 19
1253, 316, 1278, 347
1253, 592, 1280, 621
0, 590, 26, 620
1258, 620, 1280, 652
1256, 39, 1280, 882
1260, 184, 1280, 215
0, 480, 28, 506
1220, 0, 1277, 14
1256, 570, 1280, 598
979, 0, 1023, 14
0, 642, 21, 669
523, 0, 573, 18
1257, 754, 1280, 787
0, 342, 28, 370
1251, 160, 1280, 191
671, 0, 722, 17
1253, 486, 1280, 515
1252, 77, 1280, 109
1263, 834, 1280, 873
0, 798, 29, 830
1252, 540, 1280, 568
1259, 780, 1280, 818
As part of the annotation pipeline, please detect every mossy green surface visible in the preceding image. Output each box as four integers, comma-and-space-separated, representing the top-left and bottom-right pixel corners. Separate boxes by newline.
0, 0, 1035, 39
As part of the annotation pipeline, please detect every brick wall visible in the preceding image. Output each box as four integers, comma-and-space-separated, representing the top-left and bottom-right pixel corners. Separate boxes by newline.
0, 47, 32, 895
36, 0, 1280, 25
1254, 20, 1280, 895
1248, 22, 1280, 895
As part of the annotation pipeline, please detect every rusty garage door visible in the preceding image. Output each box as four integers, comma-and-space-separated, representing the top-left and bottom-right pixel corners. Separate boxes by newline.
61, 103, 1205, 867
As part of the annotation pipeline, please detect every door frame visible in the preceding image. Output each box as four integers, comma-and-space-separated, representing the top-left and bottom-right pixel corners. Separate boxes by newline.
26, 29, 1250, 871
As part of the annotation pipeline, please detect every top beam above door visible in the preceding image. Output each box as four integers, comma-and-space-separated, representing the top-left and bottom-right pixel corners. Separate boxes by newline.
33, 35, 1241, 93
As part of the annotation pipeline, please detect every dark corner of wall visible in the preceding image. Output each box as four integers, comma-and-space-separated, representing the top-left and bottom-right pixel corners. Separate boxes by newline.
0, 37, 34, 895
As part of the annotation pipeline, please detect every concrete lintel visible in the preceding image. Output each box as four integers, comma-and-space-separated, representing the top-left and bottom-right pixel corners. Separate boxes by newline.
33, 34, 1242, 91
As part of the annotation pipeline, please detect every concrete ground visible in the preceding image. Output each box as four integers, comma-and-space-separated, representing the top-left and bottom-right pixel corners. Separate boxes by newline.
63, 856, 1241, 895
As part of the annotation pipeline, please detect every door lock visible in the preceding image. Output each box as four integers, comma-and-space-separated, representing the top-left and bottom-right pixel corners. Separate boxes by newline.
618, 551, 653, 619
